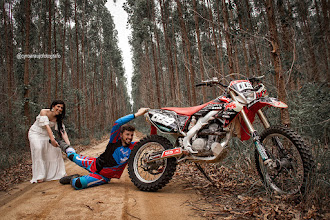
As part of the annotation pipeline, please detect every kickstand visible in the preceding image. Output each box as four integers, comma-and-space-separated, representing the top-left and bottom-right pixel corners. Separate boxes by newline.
194, 163, 216, 187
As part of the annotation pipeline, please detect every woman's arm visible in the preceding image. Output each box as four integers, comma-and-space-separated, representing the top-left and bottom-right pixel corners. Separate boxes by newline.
40, 109, 59, 147
45, 125, 59, 147
61, 130, 71, 145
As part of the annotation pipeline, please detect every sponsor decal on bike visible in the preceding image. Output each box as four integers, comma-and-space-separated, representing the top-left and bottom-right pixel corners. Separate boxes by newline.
218, 96, 231, 103
161, 148, 182, 158
151, 113, 176, 126
256, 89, 267, 98
206, 103, 224, 110
225, 102, 237, 110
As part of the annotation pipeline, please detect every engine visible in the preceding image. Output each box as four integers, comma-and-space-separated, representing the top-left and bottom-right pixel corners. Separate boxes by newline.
191, 123, 224, 156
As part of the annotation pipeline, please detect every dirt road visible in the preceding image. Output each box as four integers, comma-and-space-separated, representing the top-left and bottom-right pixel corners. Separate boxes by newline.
0, 137, 202, 220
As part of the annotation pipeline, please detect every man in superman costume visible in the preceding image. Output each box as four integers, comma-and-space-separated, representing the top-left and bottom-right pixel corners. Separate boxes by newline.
58, 108, 149, 190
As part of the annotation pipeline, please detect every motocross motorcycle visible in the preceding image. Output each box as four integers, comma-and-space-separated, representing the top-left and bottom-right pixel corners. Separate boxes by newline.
128, 76, 314, 195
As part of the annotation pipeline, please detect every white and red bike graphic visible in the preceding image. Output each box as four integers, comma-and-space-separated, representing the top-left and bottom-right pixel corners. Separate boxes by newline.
128, 76, 314, 195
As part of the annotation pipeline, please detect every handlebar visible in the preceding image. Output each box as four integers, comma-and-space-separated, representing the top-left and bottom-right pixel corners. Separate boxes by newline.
195, 77, 227, 88
248, 75, 264, 83
196, 75, 265, 88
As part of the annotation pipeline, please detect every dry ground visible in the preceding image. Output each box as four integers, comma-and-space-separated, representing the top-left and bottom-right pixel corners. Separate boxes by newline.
0, 132, 328, 219
0, 133, 203, 220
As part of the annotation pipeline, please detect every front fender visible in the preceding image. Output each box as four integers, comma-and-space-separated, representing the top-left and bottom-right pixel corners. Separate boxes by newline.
248, 97, 288, 111
239, 97, 287, 141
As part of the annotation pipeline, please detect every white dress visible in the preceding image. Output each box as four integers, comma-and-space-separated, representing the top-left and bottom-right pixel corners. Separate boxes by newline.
28, 115, 66, 183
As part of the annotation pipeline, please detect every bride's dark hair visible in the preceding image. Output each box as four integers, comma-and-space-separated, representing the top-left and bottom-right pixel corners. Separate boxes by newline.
50, 100, 66, 138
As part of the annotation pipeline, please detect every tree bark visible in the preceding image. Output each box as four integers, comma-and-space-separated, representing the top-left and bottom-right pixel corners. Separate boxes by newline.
193, 0, 206, 103
176, 0, 197, 105
264, 0, 290, 126
298, 1, 318, 81
235, 0, 250, 76
53, 3, 58, 98
24, 0, 32, 147
158, 0, 176, 103
221, 0, 234, 75
47, 0, 52, 104
244, 0, 261, 76
60, 0, 68, 99
74, 0, 81, 137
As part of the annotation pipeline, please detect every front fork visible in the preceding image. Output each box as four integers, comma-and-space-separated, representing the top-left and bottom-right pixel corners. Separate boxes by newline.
229, 91, 272, 164
240, 108, 270, 162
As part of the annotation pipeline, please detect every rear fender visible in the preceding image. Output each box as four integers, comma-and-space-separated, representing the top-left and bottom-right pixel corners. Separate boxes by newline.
145, 109, 187, 134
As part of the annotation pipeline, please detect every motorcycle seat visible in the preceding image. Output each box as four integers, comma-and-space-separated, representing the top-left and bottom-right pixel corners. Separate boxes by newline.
162, 102, 210, 116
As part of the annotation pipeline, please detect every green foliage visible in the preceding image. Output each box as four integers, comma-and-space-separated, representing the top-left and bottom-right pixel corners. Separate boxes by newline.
288, 83, 329, 144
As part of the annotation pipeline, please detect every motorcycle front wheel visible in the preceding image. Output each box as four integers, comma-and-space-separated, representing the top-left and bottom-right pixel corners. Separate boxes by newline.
128, 135, 177, 192
255, 126, 314, 195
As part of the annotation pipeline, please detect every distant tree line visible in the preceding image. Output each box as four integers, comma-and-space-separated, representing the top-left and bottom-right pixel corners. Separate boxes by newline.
125, 0, 329, 143
0, 0, 130, 161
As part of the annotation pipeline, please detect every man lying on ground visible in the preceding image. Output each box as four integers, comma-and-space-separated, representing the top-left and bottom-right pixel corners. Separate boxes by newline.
58, 108, 149, 190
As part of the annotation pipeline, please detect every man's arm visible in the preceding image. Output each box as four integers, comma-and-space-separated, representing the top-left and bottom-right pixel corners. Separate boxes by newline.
109, 108, 149, 143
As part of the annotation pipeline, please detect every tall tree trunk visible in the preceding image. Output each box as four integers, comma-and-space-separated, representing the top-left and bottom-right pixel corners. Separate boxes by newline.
53, 3, 58, 98
47, 0, 52, 104
221, 0, 234, 75
91, 64, 96, 134
74, 0, 81, 137
244, 0, 261, 76
176, 0, 197, 105
321, 0, 330, 83
24, 0, 32, 147
215, 0, 225, 77
171, 17, 182, 106
208, 0, 222, 78
193, 0, 206, 103
182, 47, 192, 105
264, 0, 290, 126
235, 0, 250, 76
3, 1, 12, 118
153, 3, 166, 106
228, 1, 240, 73
278, 0, 294, 89
298, 1, 318, 81
85, 46, 90, 130
100, 51, 105, 130
61, 0, 68, 99
144, 41, 155, 108
81, 0, 86, 132
151, 36, 161, 108
158, 0, 176, 103
315, 0, 329, 82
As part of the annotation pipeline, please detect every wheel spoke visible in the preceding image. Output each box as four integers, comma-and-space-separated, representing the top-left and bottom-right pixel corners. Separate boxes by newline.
255, 126, 309, 195
134, 142, 167, 183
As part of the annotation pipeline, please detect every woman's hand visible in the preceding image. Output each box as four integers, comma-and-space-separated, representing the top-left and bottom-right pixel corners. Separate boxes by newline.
50, 138, 59, 147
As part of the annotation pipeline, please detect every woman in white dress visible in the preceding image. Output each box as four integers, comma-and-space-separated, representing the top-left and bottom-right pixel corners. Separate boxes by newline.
28, 100, 71, 183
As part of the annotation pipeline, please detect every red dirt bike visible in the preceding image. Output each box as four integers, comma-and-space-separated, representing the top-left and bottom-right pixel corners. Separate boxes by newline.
128, 76, 314, 195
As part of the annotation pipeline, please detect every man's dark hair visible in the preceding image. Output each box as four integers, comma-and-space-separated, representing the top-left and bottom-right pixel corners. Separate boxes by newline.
120, 124, 135, 133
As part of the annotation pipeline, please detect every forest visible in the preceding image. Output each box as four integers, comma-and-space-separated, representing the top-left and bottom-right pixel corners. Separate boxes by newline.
1, 0, 132, 166
0, 0, 329, 215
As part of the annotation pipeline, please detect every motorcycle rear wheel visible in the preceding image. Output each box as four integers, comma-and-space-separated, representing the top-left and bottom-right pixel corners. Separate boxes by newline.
128, 135, 177, 192
255, 125, 314, 195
